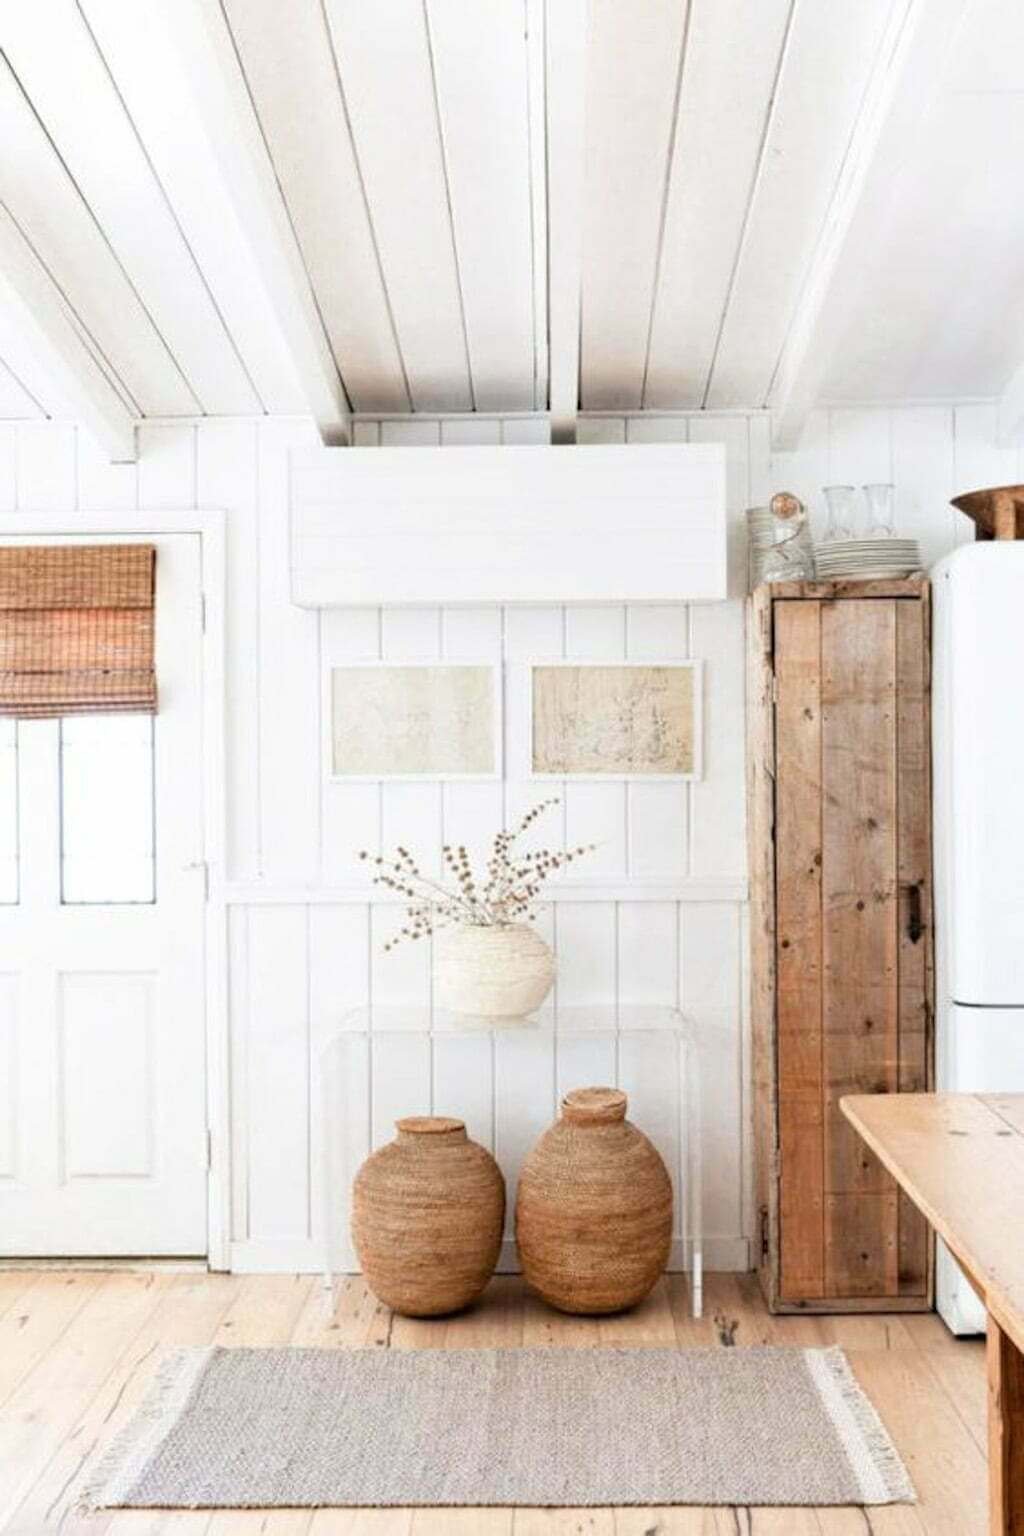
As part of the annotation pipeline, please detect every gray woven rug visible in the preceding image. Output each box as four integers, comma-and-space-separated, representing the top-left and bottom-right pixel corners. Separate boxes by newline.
83, 1345, 914, 1510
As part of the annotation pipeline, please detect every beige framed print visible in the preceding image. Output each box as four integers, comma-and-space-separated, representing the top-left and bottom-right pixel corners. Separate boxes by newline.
328, 661, 501, 780
529, 660, 702, 780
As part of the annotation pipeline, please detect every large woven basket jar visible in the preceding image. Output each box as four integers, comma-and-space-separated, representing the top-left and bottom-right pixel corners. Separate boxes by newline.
352, 1116, 505, 1317
433, 922, 555, 1021
515, 1087, 672, 1314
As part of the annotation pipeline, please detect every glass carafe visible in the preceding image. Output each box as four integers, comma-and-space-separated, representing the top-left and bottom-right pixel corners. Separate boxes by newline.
822, 485, 857, 543
863, 483, 896, 538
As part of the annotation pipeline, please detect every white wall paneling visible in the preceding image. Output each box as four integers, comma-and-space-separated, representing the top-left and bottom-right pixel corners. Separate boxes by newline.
0, 402, 1011, 1274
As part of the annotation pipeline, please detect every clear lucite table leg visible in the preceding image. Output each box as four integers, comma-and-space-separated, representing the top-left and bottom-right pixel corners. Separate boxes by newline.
688, 1029, 703, 1318
676, 1029, 703, 1319
321, 1037, 337, 1308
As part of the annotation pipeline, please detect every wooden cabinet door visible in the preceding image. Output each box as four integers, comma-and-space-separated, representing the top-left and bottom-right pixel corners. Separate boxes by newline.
774, 594, 931, 1304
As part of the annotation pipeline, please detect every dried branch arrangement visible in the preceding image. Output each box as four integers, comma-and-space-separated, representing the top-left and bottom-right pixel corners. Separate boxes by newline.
357, 798, 594, 951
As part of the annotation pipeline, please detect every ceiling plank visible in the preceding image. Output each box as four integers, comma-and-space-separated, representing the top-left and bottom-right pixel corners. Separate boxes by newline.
0, 48, 194, 418
526, 0, 549, 413
218, 0, 407, 415
80, 0, 307, 417
151, 0, 352, 439
544, 0, 587, 442
0, 355, 45, 420
819, 91, 1024, 407
3, 0, 262, 417
770, 0, 970, 449
703, 0, 898, 412
323, 0, 472, 412
643, 0, 793, 409
427, 0, 537, 413
0, 206, 137, 461
579, 0, 688, 410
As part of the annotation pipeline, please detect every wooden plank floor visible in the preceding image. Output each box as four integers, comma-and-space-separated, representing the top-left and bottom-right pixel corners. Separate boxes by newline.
0, 1269, 988, 1535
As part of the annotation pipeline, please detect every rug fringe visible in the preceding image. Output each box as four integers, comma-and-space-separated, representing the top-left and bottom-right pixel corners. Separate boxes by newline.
78, 1346, 216, 1512
805, 1346, 915, 1504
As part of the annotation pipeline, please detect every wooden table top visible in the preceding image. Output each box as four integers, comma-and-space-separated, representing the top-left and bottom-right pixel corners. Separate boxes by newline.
841, 1092, 1024, 1349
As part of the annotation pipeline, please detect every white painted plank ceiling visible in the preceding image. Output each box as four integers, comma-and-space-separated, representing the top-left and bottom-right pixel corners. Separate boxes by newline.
0, 0, 1020, 446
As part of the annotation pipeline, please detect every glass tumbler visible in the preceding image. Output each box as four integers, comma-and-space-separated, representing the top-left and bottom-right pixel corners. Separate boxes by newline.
822, 485, 857, 543
863, 483, 896, 538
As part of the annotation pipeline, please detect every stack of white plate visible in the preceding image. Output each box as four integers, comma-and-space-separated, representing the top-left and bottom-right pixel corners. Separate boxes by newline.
814, 537, 921, 580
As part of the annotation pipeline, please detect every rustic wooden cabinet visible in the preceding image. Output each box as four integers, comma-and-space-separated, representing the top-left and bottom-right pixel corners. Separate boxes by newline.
748, 578, 934, 1312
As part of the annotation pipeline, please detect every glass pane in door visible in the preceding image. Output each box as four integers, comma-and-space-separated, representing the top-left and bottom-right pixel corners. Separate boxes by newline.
60, 715, 155, 904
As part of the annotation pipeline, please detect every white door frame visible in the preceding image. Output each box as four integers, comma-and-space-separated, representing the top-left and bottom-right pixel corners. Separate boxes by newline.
0, 509, 229, 1269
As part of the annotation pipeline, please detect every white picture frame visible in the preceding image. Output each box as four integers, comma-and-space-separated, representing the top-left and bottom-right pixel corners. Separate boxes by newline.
325, 659, 502, 782
527, 659, 703, 782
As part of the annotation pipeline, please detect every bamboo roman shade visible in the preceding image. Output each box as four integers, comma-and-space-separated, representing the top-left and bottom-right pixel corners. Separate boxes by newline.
0, 545, 156, 718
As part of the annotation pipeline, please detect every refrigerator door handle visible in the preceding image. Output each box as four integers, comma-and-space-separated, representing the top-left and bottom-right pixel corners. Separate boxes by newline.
903, 882, 924, 945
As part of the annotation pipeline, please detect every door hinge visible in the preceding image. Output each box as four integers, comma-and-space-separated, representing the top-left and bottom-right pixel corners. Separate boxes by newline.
205, 1129, 213, 1171
759, 1204, 771, 1264
200, 592, 207, 633
770, 671, 780, 706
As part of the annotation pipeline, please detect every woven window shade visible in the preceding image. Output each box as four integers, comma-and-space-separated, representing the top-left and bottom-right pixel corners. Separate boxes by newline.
0, 545, 156, 718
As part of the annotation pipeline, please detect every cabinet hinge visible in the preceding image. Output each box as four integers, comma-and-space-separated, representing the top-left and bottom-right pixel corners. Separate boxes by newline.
759, 1205, 770, 1264
770, 672, 780, 706
205, 1129, 213, 1171
200, 592, 207, 633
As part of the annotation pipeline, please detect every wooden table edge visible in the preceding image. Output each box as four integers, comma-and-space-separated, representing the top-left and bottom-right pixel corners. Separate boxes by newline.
841, 1091, 1024, 1536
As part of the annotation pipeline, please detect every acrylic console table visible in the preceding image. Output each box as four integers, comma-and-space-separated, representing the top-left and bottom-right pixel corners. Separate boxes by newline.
319, 1004, 704, 1318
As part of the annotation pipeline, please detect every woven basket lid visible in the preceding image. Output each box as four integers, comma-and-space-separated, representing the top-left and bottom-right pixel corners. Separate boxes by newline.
395, 1116, 466, 1137
560, 1087, 627, 1125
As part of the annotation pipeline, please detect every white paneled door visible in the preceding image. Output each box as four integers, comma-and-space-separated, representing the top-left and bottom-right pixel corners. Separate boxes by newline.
0, 534, 207, 1255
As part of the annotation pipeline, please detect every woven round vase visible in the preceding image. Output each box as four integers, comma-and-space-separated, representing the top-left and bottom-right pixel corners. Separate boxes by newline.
433, 922, 555, 1021
352, 1116, 505, 1317
515, 1087, 672, 1315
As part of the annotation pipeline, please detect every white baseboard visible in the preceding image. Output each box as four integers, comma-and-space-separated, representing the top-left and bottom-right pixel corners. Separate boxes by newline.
228, 1234, 750, 1276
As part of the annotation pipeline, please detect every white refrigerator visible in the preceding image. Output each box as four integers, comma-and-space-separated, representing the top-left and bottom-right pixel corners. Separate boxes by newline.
932, 541, 1024, 1333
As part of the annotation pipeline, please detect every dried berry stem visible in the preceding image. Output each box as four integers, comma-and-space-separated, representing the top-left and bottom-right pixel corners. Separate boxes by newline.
357, 798, 595, 951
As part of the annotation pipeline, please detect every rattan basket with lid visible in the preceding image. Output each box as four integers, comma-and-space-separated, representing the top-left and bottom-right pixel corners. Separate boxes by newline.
514, 1087, 673, 1315
352, 1116, 505, 1317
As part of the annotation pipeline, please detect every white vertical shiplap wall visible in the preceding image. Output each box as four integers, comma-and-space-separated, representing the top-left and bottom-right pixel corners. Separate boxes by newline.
0, 402, 1013, 1273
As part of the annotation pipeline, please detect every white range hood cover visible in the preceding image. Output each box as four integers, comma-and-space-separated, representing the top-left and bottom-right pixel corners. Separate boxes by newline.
289, 442, 727, 607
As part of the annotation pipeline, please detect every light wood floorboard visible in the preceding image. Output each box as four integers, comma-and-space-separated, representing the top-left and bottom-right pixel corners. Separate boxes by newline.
0, 1271, 988, 1535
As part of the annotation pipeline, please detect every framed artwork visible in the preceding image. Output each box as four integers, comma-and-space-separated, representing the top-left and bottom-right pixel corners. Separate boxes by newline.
328, 661, 501, 780
529, 660, 702, 780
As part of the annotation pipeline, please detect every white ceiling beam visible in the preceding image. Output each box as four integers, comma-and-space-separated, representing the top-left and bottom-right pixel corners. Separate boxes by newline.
155, 0, 351, 444
770, 0, 970, 450
543, 0, 587, 444
997, 360, 1024, 448
0, 206, 137, 462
